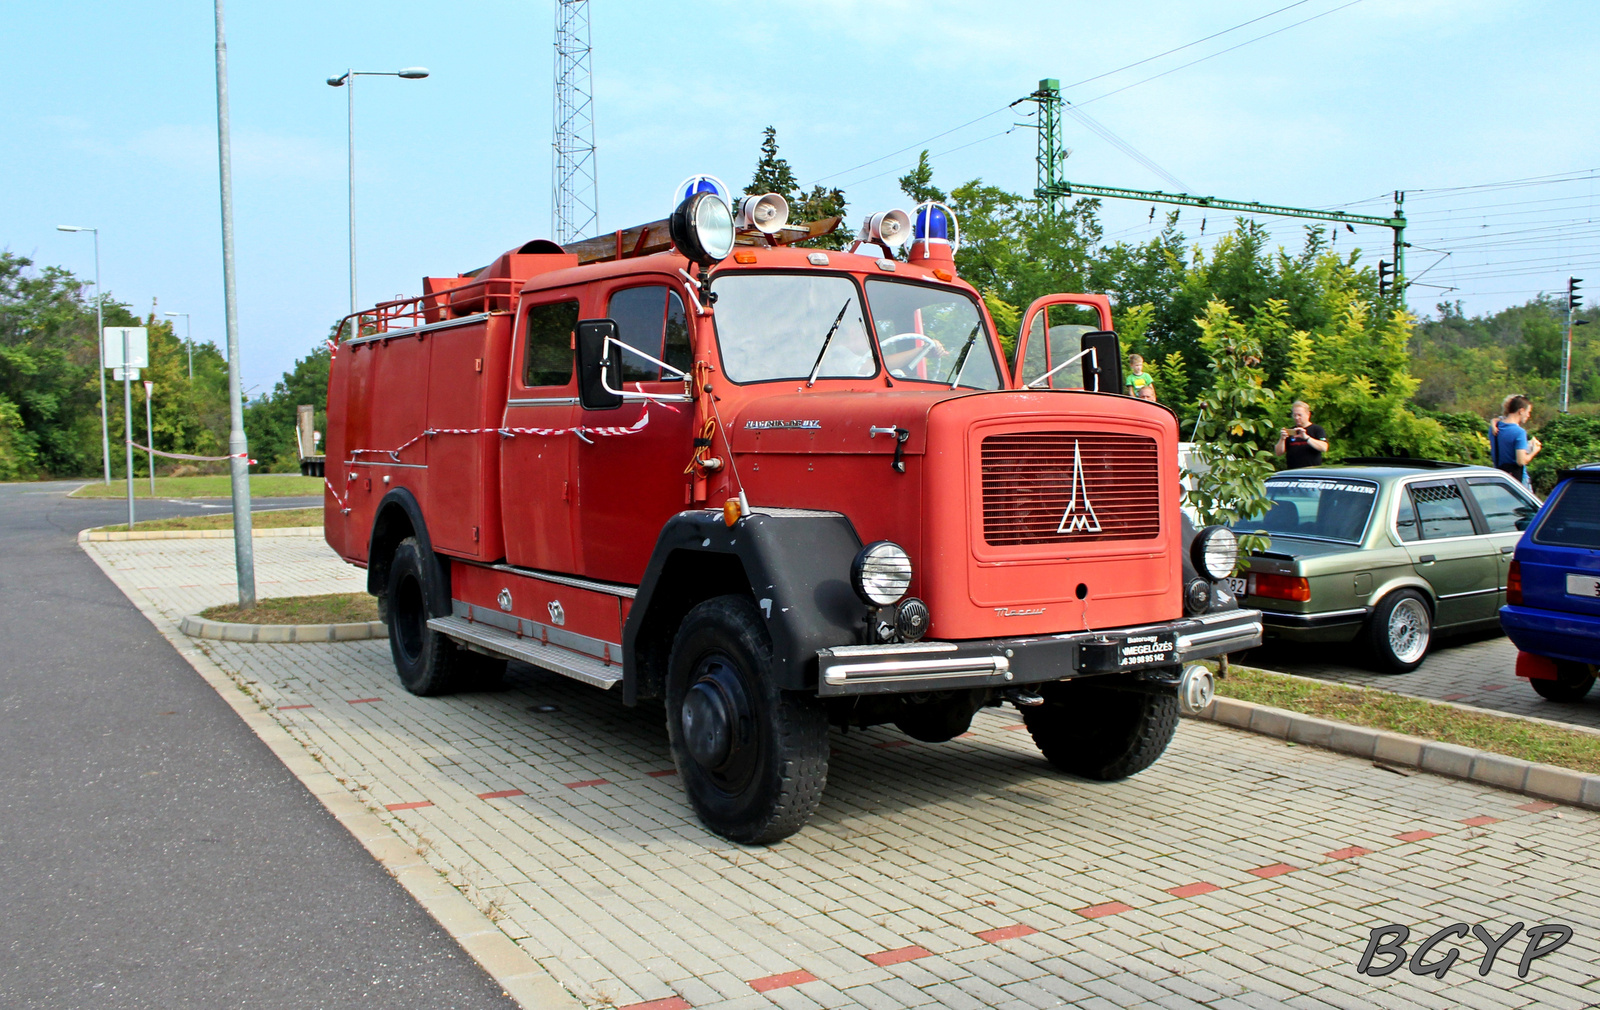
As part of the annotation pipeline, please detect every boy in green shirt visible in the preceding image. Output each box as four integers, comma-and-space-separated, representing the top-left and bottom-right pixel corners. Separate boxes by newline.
1126, 353, 1157, 401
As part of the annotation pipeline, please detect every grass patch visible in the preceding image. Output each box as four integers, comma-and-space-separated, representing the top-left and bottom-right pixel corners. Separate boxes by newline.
199, 592, 379, 626
94, 508, 323, 533
69, 475, 323, 499
1218, 664, 1600, 774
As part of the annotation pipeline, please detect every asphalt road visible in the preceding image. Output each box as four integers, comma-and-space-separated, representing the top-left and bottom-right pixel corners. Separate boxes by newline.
0, 481, 518, 1009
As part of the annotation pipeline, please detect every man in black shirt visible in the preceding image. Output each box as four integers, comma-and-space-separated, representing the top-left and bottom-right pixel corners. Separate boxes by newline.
1275, 400, 1329, 469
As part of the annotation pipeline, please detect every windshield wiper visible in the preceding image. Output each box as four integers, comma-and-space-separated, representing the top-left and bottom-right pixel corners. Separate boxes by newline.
806, 300, 853, 387
946, 324, 981, 389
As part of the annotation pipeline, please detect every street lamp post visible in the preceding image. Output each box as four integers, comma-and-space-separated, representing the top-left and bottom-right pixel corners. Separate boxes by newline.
326, 67, 429, 339
164, 311, 193, 379
57, 225, 110, 483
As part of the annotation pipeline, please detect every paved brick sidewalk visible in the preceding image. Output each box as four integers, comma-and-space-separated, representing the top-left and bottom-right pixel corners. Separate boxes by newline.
90, 535, 1600, 1010
1251, 634, 1600, 733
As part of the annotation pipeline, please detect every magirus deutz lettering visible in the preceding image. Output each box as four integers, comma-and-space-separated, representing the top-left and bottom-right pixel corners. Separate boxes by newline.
323, 175, 1262, 843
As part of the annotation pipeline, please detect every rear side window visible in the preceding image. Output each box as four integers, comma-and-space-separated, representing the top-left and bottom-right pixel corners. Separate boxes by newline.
606, 285, 690, 381
1408, 482, 1476, 540
1467, 478, 1538, 533
523, 299, 579, 387
1534, 480, 1600, 549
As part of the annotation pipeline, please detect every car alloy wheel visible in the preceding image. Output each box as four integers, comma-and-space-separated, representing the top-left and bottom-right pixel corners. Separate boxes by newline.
1387, 597, 1430, 665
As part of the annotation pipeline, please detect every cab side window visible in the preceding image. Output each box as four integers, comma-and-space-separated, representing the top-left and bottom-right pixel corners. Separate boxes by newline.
1408, 482, 1476, 539
523, 299, 579, 387
1467, 478, 1537, 533
606, 285, 690, 382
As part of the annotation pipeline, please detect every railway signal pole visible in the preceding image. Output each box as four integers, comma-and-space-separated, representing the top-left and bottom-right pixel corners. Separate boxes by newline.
1563, 277, 1587, 413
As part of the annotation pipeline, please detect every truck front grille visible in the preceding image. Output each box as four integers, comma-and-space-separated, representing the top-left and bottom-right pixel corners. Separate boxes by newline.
980, 432, 1161, 546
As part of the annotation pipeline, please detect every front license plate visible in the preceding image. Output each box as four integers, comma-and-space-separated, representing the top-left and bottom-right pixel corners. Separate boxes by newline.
1224, 577, 1248, 597
1568, 574, 1600, 600
1117, 634, 1177, 668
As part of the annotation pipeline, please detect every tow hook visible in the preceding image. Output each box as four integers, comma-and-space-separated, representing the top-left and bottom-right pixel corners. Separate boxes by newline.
1002, 687, 1044, 708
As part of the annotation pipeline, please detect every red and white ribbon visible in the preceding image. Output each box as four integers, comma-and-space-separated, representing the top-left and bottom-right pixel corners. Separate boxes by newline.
125, 439, 256, 465
343, 406, 652, 462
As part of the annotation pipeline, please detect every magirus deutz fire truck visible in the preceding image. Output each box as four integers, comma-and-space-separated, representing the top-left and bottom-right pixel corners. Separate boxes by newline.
324, 177, 1262, 843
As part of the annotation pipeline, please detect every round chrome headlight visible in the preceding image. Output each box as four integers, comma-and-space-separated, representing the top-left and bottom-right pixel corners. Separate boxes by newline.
1191, 526, 1239, 581
670, 191, 735, 266
851, 541, 912, 606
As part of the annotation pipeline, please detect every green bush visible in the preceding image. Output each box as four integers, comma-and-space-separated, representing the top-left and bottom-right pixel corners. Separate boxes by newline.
1528, 413, 1600, 494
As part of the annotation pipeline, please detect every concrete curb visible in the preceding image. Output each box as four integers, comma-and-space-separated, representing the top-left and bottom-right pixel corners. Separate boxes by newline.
179, 614, 386, 643
79, 526, 323, 542
79, 540, 581, 1009
1191, 694, 1600, 810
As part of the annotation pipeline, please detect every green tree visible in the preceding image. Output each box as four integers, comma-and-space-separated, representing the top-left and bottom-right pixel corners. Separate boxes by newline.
744, 125, 799, 199
897, 151, 946, 205
743, 127, 849, 250
1512, 312, 1563, 379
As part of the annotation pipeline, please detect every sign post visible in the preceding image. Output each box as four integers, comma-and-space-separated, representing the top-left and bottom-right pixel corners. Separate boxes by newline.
143, 380, 155, 495
103, 327, 148, 529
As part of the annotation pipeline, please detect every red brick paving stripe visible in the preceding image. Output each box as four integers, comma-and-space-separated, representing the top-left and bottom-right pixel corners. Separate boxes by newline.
1003, 723, 1029, 731
477, 789, 525, 800
564, 778, 609, 789
385, 801, 433, 811
1395, 830, 1438, 842
1483, 684, 1507, 691
620, 998, 691, 1010
646, 769, 678, 777
277, 704, 313, 710
1247, 863, 1296, 879
748, 969, 817, 992
866, 945, 932, 966
1325, 846, 1373, 861
975, 924, 1037, 943
1516, 801, 1557, 812
1440, 693, 1467, 701
347, 697, 382, 704
1166, 882, 1221, 898
1075, 901, 1134, 919
1461, 815, 1500, 826
873, 740, 912, 749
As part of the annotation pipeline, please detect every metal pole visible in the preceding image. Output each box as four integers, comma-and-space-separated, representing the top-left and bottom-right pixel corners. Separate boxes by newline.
1562, 280, 1574, 413
185, 315, 192, 379
1393, 191, 1406, 294
144, 380, 155, 495
94, 231, 109, 484
347, 69, 356, 338
214, 0, 255, 606
122, 333, 135, 529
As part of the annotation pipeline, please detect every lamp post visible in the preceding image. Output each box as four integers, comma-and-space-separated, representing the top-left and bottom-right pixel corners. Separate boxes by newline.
57, 225, 110, 483
164, 311, 193, 379
326, 67, 429, 338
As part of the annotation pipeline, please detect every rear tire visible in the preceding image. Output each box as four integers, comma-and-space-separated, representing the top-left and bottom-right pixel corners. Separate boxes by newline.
1367, 590, 1432, 673
1022, 678, 1179, 780
1530, 661, 1597, 703
666, 596, 828, 844
385, 537, 469, 696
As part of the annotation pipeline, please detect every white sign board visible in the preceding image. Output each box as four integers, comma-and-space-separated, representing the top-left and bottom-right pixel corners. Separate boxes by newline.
102, 327, 149, 369
112, 367, 141, 381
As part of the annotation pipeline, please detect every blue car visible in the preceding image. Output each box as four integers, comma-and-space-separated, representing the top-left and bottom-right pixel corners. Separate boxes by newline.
1501, 464, 1600, 701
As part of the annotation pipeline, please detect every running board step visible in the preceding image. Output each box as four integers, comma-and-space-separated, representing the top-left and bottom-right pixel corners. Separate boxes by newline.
426, 615, 623, 690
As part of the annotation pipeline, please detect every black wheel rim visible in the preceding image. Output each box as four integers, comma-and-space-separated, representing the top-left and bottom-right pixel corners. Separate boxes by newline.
681, 653, 758, 793
393, 571, 426, 663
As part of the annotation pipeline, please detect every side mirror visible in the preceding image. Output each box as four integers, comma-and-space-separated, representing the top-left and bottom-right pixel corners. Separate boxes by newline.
1080, 330, 1122, 393
576, 318, 623, 411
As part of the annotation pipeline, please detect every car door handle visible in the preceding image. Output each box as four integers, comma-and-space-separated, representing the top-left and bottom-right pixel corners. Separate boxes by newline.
1418, 554, 1436, 564
1501, 546, 1514, 554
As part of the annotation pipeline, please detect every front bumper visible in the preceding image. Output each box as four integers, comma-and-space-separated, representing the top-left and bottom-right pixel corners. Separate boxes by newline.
815, 608, 1262, 697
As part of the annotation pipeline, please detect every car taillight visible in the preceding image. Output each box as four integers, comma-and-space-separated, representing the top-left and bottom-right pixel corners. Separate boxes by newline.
1253, 572, 1311, 602
1507, 559, 1522, 606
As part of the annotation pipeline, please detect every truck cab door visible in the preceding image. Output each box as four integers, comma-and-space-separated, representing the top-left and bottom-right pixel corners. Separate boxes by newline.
1012, 293, 1115, 390
500, 295, 581, 573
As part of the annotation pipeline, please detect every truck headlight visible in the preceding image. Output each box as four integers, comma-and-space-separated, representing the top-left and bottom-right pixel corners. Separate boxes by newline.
1191, 526, 1239, 580
669, 191, 735, 266
851, 541, 912, 606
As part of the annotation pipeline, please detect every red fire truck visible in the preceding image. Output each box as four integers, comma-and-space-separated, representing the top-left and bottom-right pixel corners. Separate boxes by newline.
324, 183, 1261, 843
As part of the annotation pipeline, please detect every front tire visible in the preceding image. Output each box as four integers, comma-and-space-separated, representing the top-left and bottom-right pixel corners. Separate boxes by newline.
1022, 678, 1179, 780
385, 537, 470, 696
1367, 589, 1432, 673
1530, 661, 1597, 703
666, 596, 828, 844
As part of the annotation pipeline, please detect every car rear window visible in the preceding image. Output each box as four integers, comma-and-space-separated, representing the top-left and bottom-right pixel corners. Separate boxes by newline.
1533, 480, 1600, 549
1227, 478, 1378, 544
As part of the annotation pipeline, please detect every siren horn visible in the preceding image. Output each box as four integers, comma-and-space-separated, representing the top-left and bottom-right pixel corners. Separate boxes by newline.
865, 209, 911, 248
736, 193, 790, 235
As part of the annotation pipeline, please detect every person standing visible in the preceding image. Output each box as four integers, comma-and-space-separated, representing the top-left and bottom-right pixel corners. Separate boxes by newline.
1125, 353, 1157, 401
1490, 394, 1541, 490
1274, 400, 1329, 469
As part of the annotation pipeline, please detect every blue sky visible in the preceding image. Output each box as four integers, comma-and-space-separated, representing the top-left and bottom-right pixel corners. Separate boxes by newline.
5, 1, 1597, 393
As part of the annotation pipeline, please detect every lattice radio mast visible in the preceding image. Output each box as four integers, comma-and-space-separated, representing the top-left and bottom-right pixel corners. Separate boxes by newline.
551, 0, 598, 243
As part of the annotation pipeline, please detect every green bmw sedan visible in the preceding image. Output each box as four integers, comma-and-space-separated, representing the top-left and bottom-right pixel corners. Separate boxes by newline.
1225, 461, 1541, 672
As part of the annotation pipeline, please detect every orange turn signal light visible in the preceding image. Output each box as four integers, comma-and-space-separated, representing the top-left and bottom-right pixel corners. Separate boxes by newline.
723, 499, 741, 526
733, 251, 757, 264
932, 268, 954, 281
1252, 572, 1310, 602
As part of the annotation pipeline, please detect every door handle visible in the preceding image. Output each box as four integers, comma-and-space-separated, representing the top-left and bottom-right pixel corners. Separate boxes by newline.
1418, 554, 1436, 564
1500, 545, 1514, 554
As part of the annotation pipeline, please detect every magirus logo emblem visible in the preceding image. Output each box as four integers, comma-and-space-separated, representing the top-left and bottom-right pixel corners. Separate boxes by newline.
1056, 441, 1102, 535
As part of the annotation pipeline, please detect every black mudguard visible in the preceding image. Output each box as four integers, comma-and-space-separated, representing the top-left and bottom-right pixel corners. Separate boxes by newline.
366, 487, 446, 606
623, 509, 870, 703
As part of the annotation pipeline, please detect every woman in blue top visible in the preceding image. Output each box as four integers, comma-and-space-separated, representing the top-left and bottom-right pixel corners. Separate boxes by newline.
1490, 394, 1542, 490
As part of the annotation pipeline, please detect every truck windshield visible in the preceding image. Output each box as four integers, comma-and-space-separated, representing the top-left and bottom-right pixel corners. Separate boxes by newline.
1226, 477, 1378, 544
864, 279, 1002, 390
710, 274, 876, 383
